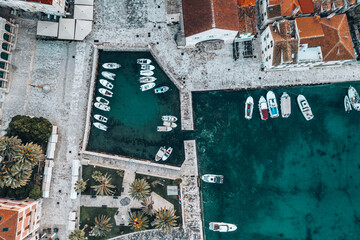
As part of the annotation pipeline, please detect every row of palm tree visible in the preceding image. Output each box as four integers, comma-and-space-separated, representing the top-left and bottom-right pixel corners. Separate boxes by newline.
74, 171, 116, 196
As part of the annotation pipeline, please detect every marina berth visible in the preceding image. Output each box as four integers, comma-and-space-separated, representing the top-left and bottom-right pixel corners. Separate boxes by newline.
280, 92, 291, 118
266, 91, 279, 118
101, 71, 116, 80
297, 94, 314, 120
245, 96, 254, 120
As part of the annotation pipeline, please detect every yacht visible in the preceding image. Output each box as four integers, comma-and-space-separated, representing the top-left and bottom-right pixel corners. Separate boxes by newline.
96, 97, 109, 105
102, 63, 121, 69
201, 174, 223, 184
157, 126, 172, 132
93, 122, 107, 131
162, 116, 177, 122
139, 76, 156, 83
348, 86, 360, 111
141, 64, 155, 71
154, 86, 169, 94
140, 70, 154, 76
297, 95, 314, 120
140, 83, 155, 91
209, 222, 237, 232
162, 147, 173, 161
99, 88, 113, 97
155, 146, 166, 161
94, 102, 110, 111
266, 91, 279, 118
101, 71, 115, 80
258, 96, 269, 120
163, 121, 177, 128
244, 96, 254, 120
137, 59, 152, 64
94, 114, 108, 123
344, 95, 352, 113
99, 79, 113, 90
280, 92, 291, 118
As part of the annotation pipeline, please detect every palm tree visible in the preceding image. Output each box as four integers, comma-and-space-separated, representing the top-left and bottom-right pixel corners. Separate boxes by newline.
128, 211, 149, 232
91, 173, 116, 196
68, 229, 85, 240
129, 178, 151, 200
141, 197, 155, 216
91, 170, 103, 182
74, 179, 88, 192
16, 142, 43, 166
2, 163, 31, 188
91, 215, 112, 237
0, 136, 21, 162
154, 207, 179, 232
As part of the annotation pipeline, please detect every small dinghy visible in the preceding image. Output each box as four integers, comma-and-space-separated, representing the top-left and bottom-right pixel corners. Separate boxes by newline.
103, 63, 121, 69
348, 86, 360, 111
201, 174, 223, 184
162, 115, 177, 122
163, 121, 177, 128
93, 122, 107, 131
280, 92, 291, 118
96, 96, 109, 105
94, 102, 110, 111
99, 88, 113, 97
209, 222, 237, 232
157, 126, 172, 132
154, 86, 169, 94
140, 70, 154, 76
140, 83, 155, 91
244, 96, 254, 120
162, 147, 173, 161
94, 114, 108, 123
297, 94, 314, 121
141, 64, 155, 70
266, 91, 279, 118
102, 71, 115, 80
258, 96, 268, 120
139, 76, 157, 83
137, 58, 152, 64
344, 95, 352, 113
99, 79, 114, 90
155, 146, 166, 161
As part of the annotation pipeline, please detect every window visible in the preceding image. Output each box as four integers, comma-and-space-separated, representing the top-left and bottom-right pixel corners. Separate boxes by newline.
271, 41, 273, 47
264, 37, 266, 41
208, 35, 214, 38
267, 33, 269, 38
194, 37, 200, 40
269, 55, 271, 59
0, 217, 2, 222
2, 228, 8, 232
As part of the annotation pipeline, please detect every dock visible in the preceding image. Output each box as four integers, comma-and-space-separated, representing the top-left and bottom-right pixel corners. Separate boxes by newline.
180, 91, 194, 131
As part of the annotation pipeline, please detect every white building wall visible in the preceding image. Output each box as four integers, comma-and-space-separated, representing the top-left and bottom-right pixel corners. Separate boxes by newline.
0, 0, 66, 16
185, 28, 238, 47
261, 26, 274, 69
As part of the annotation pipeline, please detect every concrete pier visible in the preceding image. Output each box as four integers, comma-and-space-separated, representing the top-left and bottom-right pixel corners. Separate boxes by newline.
180, 91, 194, 131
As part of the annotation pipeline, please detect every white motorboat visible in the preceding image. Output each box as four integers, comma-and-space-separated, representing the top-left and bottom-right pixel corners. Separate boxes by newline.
139, 76, 157, 83
99, 88, 113, 97
266, 91, 279, 118
344, 95, 352, 113
94, 114, 108, 123
93, 122, 107, 131
137, 58, 152, 64
140, 83, 155, 91
348, 86, 360, 111
102, 63, 121, 69
209, 222, 237, 232
101, 71, 115, 80
162, 147, 173, 161
141, 64, 155, 71
94, 102, 110, 111
244, 96, 254, 120
297, 94, 314, 120
258, 96, 269, 120
99, 79, 114, 90
280, 92, 291, 118
157, 126, 172, 132
162, 115, 177, 122
201, 174, 223, 184
140, 70, 154, 76
96, 97, 109, 105
155, 146, 166, 161
163, 121, 177, 128
154, 86, 169, 94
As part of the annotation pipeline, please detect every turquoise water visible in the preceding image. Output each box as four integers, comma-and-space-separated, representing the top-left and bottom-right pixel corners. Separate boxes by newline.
193, 82, 360, 240
87, 51, 185, 166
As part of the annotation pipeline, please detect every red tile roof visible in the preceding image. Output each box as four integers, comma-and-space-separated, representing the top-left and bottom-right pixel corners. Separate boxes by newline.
0, 209, 18, 240
268, 0, 314, 18
238, 6, 257, 35
26, 0, 53, 4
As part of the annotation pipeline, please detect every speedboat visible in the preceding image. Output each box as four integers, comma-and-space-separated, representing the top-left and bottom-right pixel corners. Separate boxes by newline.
244, 96, 254, 120
163, 121, 177, 128
101, 71, 115, 80
102, 63, 121, 69
141, 64, 155, 71
297, 95, 314, 120
155, 146, 166, 161
344, 95, 352, 113
140, 83, 155, 91
140, 70, 154, 76
258, 96, 268, 120
162, 116, 177, 122
280, 92, 291, 118
94, 114, 108, 123
137, 59, 152, 64
348, 86, 360, 111
154, 86, 169, 94
94, 102, 110, 111
139, 76, 157, 83
266, 91, 279, 118
157, 126, 172, 132
162, 147, 173, 161
99, 79, 114, 90
99, 88, 113, 97
96, 96, 109, 105
201, 174, 223, 184
93, 122, 107, 131
209, 222, 237, 232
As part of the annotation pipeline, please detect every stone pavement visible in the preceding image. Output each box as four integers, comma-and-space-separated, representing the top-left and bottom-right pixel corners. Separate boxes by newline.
180, 91, 193, 131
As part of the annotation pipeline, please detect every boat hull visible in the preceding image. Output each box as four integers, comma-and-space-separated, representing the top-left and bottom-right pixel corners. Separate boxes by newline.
155, 147, 166, 161
162, 147, 173, 161
101, 71, 115, 80
141, 64, 155, 70
140, 83, 156, 91
155, 86, 169, 94
99, 79, 114, 90
266, 91, 279, 118
102, 63, 120, 69
140, 70, 154, 76
137, 59, 152, 64
139, 77, 156, 83
344, 95, 352, 112
245, 96, 254, 120
162, 115, 177, 122
157, 126, 172, 132
94, 102, 110, 111
280, 92, 291, 118
93, 122, 107, 131
99, 88, 113, 97
94, 114, 108, 123
297, 94, 314, 120
96, 97, 109, 105
348, 86, 360, 111
209, 222, 237, 232
258, 96, 268, 120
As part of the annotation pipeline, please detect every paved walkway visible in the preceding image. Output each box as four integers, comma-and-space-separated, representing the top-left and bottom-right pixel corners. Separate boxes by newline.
180, 91, 194, 131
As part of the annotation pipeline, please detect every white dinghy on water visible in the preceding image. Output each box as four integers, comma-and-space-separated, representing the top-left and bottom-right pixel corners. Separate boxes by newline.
244, 96, 254, 120
94, 114, 108, 123
141, 64, 155, 70
209, 222, 237, 232
344, 95, 352, 113
162, 147, 173, 161
140, 83, 155, 91
99, 88, 113, 97
280, 92, 291, 118
137, 58, 152, 64
140, 70, 154, 76
162, 116, 177, 122
94, 102, 110, 111
266, 91, 279, 118
96, 97, 109, 105
101, 71, 115, 80
297, 94, 314, 120
93, 122, 107, 131
348, 86, 360, 111
99, 79, 114, 90
155, 146, 166, 161
102, 63, 121, 69
139, 76, 157, 83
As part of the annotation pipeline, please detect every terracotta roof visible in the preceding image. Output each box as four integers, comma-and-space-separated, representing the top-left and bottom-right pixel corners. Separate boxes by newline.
26, 0, 53, 4
238, 6, 257, 35
296, 17, 324, 39
313, 0, 344, 12
213, 0, 240, 31
268, 0, 314, 18
238, 0, 256, 7
0, 209, 18, 240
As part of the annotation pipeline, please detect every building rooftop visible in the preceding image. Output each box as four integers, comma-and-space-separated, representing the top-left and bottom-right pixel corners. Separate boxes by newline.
268, 0, 314, 18
26, 0, 53, 4
238, 0, 257, 35
0, 209, 18, 240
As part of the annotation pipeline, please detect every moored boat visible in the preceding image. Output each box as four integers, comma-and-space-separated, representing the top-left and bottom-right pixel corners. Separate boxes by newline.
209, 222, 237, 232
94, 102, 110, 111
137, 58, 152, 64
96, 96, 109, 105
93, 122, 107, 131
101, 71, 115, 80
99, 88, 113, 97
348, 86, 360, 111
163, 121, 177, 128
155, 146, 166, 161
266, 91, 279, 118
139, 76, 157, 83
297, 94, 314, 120
99, 79, 114, 90
258, 96, 268, 120
162, 147, 173, 161
344, 95, 352, 113
280, 92, 291, 118
244, 96, 254, 120
94, 114, 108, 123
157, 126, 172, 132
162, 116, 177, 122
141, 64, 155, 70
102, 63, 121, 69
154, 86, 169, 94
140, 70, 154, 76
140, 83, 155, 91
201, 174, 223, 184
